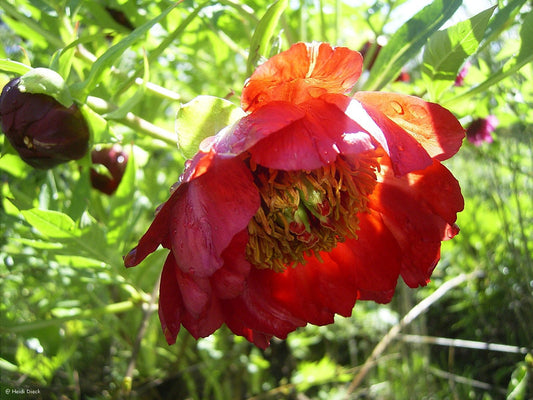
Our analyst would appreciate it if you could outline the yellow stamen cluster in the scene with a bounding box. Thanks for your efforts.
[246,154,379,272]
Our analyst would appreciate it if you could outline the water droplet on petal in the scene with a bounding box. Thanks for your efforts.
[390,101,404,115]
[409,104,428,120]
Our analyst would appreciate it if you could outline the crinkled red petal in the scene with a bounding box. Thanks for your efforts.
[169,156,260,278]
[242,42,363,112]
[221,273,307,344]
[212,230,251,299]
[245,99,375,170]
[124,151,217,268]
[353,92,465,161]
[214,101,305,157]
[158,254,184,345]
[369,159,463,287]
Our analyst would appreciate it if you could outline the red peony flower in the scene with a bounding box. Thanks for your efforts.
[125,42,465,349]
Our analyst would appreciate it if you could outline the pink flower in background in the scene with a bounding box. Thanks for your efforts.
[454,61,471,87]
[466,116,498,146]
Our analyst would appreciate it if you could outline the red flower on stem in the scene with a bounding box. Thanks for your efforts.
[125,42,464,349]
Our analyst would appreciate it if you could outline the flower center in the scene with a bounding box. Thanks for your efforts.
[245,153,379,272]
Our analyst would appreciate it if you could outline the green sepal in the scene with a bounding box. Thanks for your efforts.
[18,67,73,108]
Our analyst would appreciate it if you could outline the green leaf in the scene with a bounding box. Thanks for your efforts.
[18,67,73,107]
[0,153,31,179]
[422,6,496,101]
[176,95,246,159]
[516,10,533,65]
[483,0,528,45]
[246,0,288,75]
[443,10,533,107]
[20,209,77,239]
[364,0,462,91]
[507,362,528,400]
[107,145,136,252]
[0,59,32,75]
[79,103,117,144]
[72,2,178,97]
[104,52,149,120]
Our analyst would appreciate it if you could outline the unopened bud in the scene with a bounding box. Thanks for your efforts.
[0,76,89,169]
[90,145,128,195]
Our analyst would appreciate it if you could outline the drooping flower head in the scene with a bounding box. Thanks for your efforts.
[125,42,465,349]
[466,115,497,146]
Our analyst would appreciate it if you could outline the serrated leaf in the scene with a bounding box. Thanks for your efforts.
[21,208,77,239]
[247,0,288,75]
[364,0,462,91]
[176,95,246,159]
[422,6,496,100]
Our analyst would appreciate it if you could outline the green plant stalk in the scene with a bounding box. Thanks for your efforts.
[86,96,177,145]
[2,300,137,333]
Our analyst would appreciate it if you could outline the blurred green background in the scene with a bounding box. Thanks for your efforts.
[0,0,532,399]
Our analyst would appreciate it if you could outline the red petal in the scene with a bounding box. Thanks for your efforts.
[170,157,260,277]
[124,150,216,268]
[175,268,211,319]
[242,42,363,112]
[354,92,465,161]
[158,254,184,345]
[221,272,306,341]
[369,159,463,287]
[267,212,402,322]
[180,294,224,339]
[124,188,181,267]
[214,101,305,157]
[212,230,251,299]
[344,98,433,175]
[246,99,375,170]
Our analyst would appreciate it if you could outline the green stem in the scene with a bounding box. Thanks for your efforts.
[86,96,177,145]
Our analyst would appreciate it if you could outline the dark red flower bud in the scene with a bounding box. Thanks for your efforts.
[90,145,128,195]
[0,77,89,169]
